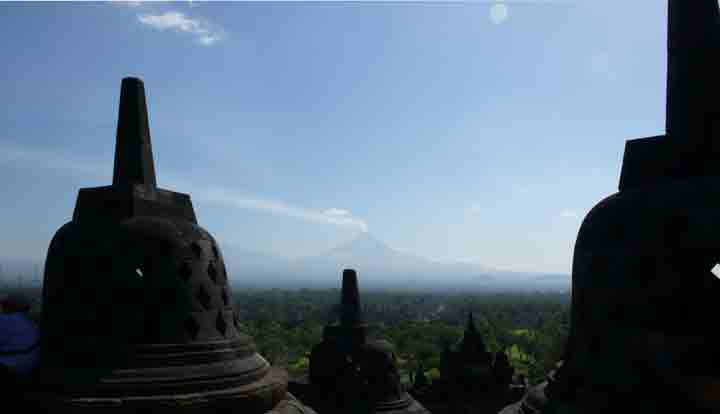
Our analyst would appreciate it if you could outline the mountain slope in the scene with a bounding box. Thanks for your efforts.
[220,233,569,291]
[293,233,497,290]
[0,236,569,292]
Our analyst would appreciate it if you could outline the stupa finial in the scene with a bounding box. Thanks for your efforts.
[466,312,477,333]
[665,0,720,141]
[619,0,720,190]
[340,268,362,327]
[112,77,157,189]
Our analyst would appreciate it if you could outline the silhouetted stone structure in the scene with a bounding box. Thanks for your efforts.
[492,351,514,388]
[289,269,429,414]
[498,362,561,414]
[412,363,428,391]
[23,77,314,414]
[410,313,518,414]
[502,1,720,413]
[440,313,494,387]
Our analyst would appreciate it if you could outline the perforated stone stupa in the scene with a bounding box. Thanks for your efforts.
[502,1,720,413]
[25,77,314,414]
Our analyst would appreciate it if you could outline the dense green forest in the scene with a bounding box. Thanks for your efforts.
[233,288,570,384]
[5,286,570,384]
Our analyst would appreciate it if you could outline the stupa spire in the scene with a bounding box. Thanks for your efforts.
[340,268,362,327]
[112,77,157,189]
[619,0,720,190]
[466,312,477,334]
[414,362,428,388]
[665,0,720,141]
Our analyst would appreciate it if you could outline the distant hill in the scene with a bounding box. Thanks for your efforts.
[0,234,571,292]
[292,232,492,289]
[223,233,570,292]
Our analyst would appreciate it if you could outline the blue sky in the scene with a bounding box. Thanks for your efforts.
[0,1,668,273]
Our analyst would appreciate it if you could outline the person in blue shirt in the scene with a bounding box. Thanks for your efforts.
[0,294,40,380]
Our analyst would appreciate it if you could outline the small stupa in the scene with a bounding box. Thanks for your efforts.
[440,313,494,386]
[291,269,429,414]
[412,313,515,414]
[24,77,314,414]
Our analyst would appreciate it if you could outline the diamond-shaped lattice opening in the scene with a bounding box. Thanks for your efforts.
[179,262,192,282]
[190,242,203,259]
[196,285,212,310]
[216,310,227,337]
[221,288,229,306]
[207,262,218,283]
[185,316,200,340]
[711,264,720,279]
[135,268,144,278]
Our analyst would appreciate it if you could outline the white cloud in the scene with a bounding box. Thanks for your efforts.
[0,143,108,179]
[559,210,579,219]
[0,143,366,232]
[392,247,413,253]
[138,11,203,32]
[191,187,368,232]
[196,33,223,46]
[489,2,509,24]
[109,0,197,8]
[108,0,143,7]
[391,247,424,258]
[137,11,225,46]
[323,208,351,217]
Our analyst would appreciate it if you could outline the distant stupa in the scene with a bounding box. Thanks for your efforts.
[411,313,517,414]
[291,269,429,414]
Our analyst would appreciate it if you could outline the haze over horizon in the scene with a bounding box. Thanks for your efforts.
[0,1,668,275]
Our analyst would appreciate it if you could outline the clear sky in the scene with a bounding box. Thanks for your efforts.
[0,0,669,273]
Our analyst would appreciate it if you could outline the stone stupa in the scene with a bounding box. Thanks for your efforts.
[502,1,720,413]
[23,77,314,414]
[290,269,429,414]
[410,313,517,414]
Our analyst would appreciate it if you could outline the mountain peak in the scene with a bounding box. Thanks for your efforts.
[340,232,388,250]
[323,232,395,262]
